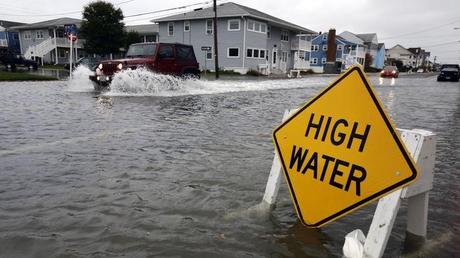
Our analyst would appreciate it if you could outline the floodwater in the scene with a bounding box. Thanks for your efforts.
[0,67,458,258]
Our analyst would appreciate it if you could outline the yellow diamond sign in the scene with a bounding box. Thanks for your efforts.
[273,66,419,227]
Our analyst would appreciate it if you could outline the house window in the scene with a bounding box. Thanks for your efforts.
[247,20,255,31]
[337,45,343,51]
[267,25,271,38]
[227,47,240,58]
[36,30,44,39]
[246,48,253,58]
[206,47,213,60]
[168,22,174,36]
[184,21,190,32]
[58,48,66,58]
[24,31,31,40]
[206,19,213,35]
[322,34,327,40]
[310,58,318,64]
[281,30,289,41]
[260,24,266,33]
[260,49,265,59]
[246,48,266,59]
[311,45,319,51]
[322,58,326,64]
[322,45,327,51]
[247,19,266,34]
[159,45,174,58]
[281,51,288,62]
[336,58,342,62]
[228,19,240,31]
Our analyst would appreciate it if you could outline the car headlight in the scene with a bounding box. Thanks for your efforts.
[117,63,123,70]
[98,64,103,70]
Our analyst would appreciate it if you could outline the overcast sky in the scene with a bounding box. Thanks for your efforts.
[1,0,459,63]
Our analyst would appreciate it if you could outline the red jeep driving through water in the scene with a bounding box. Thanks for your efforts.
[90,42,200,90]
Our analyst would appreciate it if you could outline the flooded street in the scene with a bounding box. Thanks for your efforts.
[0,70,458,257]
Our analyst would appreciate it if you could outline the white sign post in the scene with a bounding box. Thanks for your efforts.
[69,38,73,79]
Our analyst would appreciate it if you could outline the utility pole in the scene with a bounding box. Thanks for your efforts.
[213,0,219,79]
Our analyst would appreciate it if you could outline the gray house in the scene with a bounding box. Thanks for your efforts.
[153,2,316,74]
[126,24,159,43]
[10,17,85,65]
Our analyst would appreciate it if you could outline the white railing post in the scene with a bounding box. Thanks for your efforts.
[261,109,297,207]
[344,129,436,258]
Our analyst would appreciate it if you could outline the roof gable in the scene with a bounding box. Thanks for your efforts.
[338,31,364,45]
[356,33,377,44]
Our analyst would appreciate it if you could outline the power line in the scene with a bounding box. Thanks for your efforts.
[421,40,460,48]
[0,0,137,17]
[380,18,460,40]
[124,0,218,18]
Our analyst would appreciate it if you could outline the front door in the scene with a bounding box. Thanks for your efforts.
[272,48,278,70]
[280,51,288,72]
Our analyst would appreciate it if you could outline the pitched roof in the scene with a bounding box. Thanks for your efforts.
[407,47,422,55]
[153,2,316,33]
[0,20,25,29]
[10,17,82,30]
[356,33,377,43]
[338,31,365,45]
[126,24,159,34]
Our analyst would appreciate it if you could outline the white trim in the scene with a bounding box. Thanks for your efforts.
[321,58,326,64]
[227,47,240,58]
[310,57,318,64]
[311,45,319,51]
[184,20,190,32]
[322,45,327,51]
[337,44,343,51]
[242,18,246,68]
[167,22,174,36]
[227,19,240,31]
[23,31,31,40]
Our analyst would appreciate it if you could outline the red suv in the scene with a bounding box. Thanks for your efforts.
[90,42,200,90]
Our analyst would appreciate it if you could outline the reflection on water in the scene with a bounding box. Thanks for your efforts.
[379,77,396,86]
[29,68,70,80]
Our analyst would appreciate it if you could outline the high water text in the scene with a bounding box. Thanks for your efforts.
[288,113,371,196]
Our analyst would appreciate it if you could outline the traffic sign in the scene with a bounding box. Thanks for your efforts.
[201,46,212,51]
[64,24,78,41]
[273,66,419,227]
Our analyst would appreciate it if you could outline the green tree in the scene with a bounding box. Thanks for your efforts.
[80,1,124,55]
[123,30,141,51]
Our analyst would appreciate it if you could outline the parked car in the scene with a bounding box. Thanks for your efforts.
[380,66,399,78]
[440,64,459,70]
[64,57,104,71]
[89,42,200,90]
[0,47,38,71]
[437,68,459,82]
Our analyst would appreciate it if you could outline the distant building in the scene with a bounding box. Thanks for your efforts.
[153,2,316,74]
[408,47,430,69]
[125,24,159,43]
[339,31,367,67]
[0,20,24,54]
[10,17,85,64]
[309,31,365,73]
[385,44,413,70]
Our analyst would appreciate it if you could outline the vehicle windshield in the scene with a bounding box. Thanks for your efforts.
[126,44,157,57]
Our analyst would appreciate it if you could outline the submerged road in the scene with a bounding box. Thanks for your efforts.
[0,72,458,257]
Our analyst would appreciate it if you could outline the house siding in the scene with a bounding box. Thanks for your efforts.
[158,16,310,74]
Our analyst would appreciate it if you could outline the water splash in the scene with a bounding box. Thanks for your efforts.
[67,65,94,92]
[105,68,326,97]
